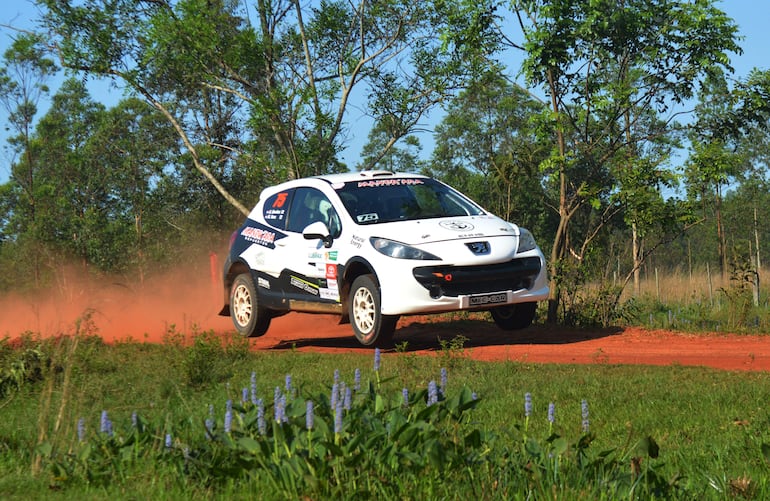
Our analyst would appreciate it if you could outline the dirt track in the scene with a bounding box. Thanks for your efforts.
[1,271,768,372]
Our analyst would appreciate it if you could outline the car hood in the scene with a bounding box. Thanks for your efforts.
[371,216,519,245]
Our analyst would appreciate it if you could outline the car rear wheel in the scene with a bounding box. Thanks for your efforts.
[349,274,398,347]
[491,302,537,330]
[230,273,271,337]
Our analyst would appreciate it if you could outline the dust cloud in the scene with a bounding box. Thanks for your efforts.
[0,253,234,343]
[0,250,353,346]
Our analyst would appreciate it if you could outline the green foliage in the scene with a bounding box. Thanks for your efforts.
[30,349,687,499]
[182,329,251,389]
[0,336,47,399]
[1,332,770,498]
[552,258,637,328]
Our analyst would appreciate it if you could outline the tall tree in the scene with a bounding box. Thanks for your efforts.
[356,121,426,173]
[38,0,473,215]
[442,0,741,322]
[0,33,57,286]
[686,69,770,279]
[428,71,551,233]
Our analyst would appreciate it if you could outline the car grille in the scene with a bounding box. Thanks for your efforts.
[412,257,542,298]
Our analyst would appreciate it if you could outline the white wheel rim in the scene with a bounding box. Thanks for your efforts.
[352,286,375,334]
[232,283,253,327]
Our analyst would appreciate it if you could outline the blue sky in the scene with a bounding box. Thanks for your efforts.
[1,0,768,183]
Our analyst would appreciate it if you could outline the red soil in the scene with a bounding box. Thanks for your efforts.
[1,266,768,372]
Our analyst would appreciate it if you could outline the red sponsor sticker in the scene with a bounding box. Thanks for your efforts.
[326,263,337,279]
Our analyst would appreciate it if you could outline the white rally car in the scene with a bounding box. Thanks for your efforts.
[219,171,549,347]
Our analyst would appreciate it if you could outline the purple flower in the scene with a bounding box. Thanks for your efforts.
[100,410,112,437]
[471,391,478,401]
[581,399,590,433]
[427,380,438,406]
[285,374,293,394]
[440,367,448,396]
[257,399,266,435]
[306,401,314,430]
[131,411,138,429]
[334,369,340,384]
[525,392,532,418]
[77,417,86,442]
[334,400,343,434]
[374,348,381,372]
[226,399,233,414]
[224,409,233,433]
[402,388,409,407]
[275,396,285,424]
[280,395,288,423]
[548,402,556,425]
[165,433,172,449]
[331,382,339,410]
[344,386,352,411]
[242,387,249,404]
[250,372,258,405]
[354,368,361,392]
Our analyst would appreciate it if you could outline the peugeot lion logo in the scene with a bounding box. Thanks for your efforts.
[439,220,474,231]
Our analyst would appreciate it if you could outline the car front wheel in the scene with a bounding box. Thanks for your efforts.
[349,274,398,347]
[230,273,271,337]
[491,302,537,330]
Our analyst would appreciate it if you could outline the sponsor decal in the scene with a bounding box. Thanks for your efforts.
[326,263,337,280]
[439,220,475,231]
[319,288,340,301]
[320,277,340,301]
[350,235,365,249]
[258,277,271,289]
[242,226,276,246]
[325,250,338,261]
[290,275,319,295]
[357,178,424,188]
[308,251,324,260]
[458,232,484,239]
[239,221,286,249]
[356,213,378,223]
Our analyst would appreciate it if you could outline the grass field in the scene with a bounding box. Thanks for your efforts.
[1,326,770,500]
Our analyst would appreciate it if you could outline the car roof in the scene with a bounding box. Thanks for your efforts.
[257,171,430,202]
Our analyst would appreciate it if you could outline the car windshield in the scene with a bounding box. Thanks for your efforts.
[334,177,486,225]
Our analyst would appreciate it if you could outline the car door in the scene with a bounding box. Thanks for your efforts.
[276,187,343,304]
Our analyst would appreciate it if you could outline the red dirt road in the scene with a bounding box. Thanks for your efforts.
[1,269,768,372]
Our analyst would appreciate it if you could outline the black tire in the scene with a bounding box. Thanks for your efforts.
[491,302,537,331]
[229,273,271,337]
[349,274,398,347]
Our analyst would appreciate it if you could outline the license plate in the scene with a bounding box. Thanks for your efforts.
[468,293,508,306]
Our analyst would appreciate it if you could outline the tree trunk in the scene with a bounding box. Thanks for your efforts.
[546,68,567,324]
[715,183,727,280]
[632,221,641,296]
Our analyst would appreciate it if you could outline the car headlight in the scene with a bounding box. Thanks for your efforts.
[517,228,538,253]
[370,237,440,260]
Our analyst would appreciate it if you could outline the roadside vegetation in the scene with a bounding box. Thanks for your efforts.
[1,323,770,499]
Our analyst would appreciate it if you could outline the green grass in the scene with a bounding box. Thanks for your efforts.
[1,329,770,499]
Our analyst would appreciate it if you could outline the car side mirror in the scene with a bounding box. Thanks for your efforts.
[302,221,333,248]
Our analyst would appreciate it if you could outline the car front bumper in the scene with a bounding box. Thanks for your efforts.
[376,253,549,316]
